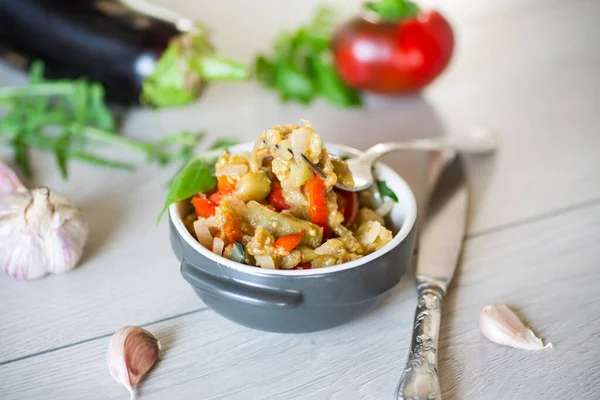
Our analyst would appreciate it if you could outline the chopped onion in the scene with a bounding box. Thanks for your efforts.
[255,255,276,269]
[212,237,225,256]
[291,127,311,163]
[216,164,249,177]
[252,135,264,153]
[363,222,381,245]
[205,216,218,228]
[279,139,293,161]
[194,220,213,249]
[376,199,394,217]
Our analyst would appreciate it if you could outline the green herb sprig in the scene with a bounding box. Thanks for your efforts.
[254,6,361,107]
[157,138,240,222]
[0,61,203,179]
[377,180,399,202]
[365,0,420,20]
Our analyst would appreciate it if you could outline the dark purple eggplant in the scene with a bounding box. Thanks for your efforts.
[0,0,248,106]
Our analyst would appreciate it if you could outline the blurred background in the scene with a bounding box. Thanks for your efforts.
[1,1,599,399]
[1,0,597,234]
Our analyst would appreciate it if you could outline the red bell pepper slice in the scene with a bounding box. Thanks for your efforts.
[274,232,304,253]
[191,195,216,218]
[305,174,329,235]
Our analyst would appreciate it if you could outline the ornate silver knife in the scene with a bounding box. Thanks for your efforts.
[395,154,469,400]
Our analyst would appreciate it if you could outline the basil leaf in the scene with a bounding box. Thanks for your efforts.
[210,138,239,151]
[311,52,361,107]
[255,55,275,87]
[274,62,315,103]
[254,5,361,108]
[158,157,218,223]
[377,180,399,202]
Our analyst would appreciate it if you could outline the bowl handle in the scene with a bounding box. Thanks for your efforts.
[181,261,303,308]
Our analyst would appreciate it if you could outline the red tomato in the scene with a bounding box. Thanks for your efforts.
[331,11,454,93]
[268,179,290,211]
[336,189,359,227]
[208,192,223,206]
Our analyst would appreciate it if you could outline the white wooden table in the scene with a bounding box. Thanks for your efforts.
[1,0,599,398]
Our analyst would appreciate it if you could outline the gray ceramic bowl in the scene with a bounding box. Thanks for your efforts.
[169,142,417,333]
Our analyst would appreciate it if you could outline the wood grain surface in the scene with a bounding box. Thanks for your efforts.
[0,0,599,398]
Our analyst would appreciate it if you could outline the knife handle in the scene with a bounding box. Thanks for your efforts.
[395,285,444,400]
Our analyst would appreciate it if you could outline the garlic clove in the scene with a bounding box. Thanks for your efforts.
[107,326,161,398]
[479,304,553,350]
[0,161,27,195]
[0,173,88,280]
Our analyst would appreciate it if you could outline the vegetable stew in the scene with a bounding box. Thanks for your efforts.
[185,122,394,269]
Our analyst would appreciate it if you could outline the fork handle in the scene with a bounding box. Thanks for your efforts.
[395,285,444,400]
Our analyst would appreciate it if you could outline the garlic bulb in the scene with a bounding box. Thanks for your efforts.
[107,326,161,398]
[0,169,88,280]
[0,161,27,194]
[479,304,553,350]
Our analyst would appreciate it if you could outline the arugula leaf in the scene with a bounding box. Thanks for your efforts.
[157,157,218,223]
[210,138,239,150]
[377,180,399,202]
[365,0,419,20]
[255,6,361,108]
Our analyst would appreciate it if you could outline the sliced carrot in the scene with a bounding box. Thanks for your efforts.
[274,232,304,253]
[305,174,329,234]
[223,209,242,244]
[191,195,216,218]
[268,179,290,211]
[218,176,237,195]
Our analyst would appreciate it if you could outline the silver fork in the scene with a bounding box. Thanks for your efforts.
[302,128,497,192]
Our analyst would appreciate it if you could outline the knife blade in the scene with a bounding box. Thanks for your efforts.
[395,153,469,400]
[417,153,468,291]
